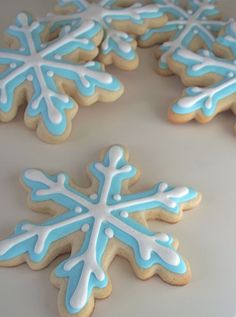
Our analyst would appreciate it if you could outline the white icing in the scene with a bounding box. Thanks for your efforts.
[120,211,128,218]
[102,29,132,53]
[174,48,236,111]
[150,0,225,65]
[64,218,105,310]
[90,193,98,200]
[105,228,114,239]
[0,146,194,312]
[81,224,90,232]
[179,76,236,110]
[113,194,121,201]
[0,212,90,256]
[46,1,161,55]
[75,206,83,213]
[0,15,115,125]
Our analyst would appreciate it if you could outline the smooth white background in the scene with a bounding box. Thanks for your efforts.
[0,0,235,316]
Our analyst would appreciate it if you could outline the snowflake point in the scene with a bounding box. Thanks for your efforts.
[0,145,201,316]
[0,12,123,143]
[168,19,236,133]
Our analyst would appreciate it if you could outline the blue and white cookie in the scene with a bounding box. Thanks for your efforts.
[139,0,224,75]
[0,145,201,317]
[168,20,236,131]
[45,0,167,70]
[0,12,123,143]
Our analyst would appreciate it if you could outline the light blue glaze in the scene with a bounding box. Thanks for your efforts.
[0,12,122,137]
[217,20,236,56]
[50,0,164,63]
[139,0,224,71]
[171,21,236,117]
[0,146,199,315]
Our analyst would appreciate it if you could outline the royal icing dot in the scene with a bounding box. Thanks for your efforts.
[0,145,199,316]
[169,20,236,133]
[81,224,90,233]
[27,75,33,81]
[105,228,114,239]
[75,206,83,213]
[120,211,128,218]
[10,63,16,68]
[113,194,121,202]
[0,12,122,141]
[47,71,54,77]
[139,0,224,72]
[54,54,62,60]
[90,193,98,200]
[228,71,235,78]
[43,0,164,69]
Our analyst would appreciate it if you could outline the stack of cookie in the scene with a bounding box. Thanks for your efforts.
[0,1,234,317]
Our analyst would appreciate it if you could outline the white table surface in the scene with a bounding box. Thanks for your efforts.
[0,0,235,316]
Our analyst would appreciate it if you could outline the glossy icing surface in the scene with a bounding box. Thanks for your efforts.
[171,20,236,118]
[45,0,164,64]
[0,12,122,138]
[0,145,199,315]
[139,0,225,72]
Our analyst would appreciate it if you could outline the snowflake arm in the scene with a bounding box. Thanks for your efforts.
[216,19,236,57]
[0,12,123,143]
[0,211,93,266]
[168,20,236,126]
[44,0,167,70]
[108,214,186,273]
[22,169,93,211]
[0,145,201,317]
[111,182,198,219]
[138,0,225,74]
[54,219,109,315]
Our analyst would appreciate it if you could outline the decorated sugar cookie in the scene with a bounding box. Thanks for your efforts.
[45,0,167,70]
[0,12,123,143]
[0,145,201,317]
[138,0,225,75]
[168,20,236,131]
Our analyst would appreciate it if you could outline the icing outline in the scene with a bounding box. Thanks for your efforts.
[139,0,225,74]
[0,12,122,142]
[0,145,200,316]
[43,0,166,69]
[169,20,236,125]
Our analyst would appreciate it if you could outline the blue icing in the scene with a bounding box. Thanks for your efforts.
[112,184,198,214]
[171,21,236,118]
[0,213,93,263]
[216,22,236,57]
[101,33,136,61]
[55,221,109,314]
[0,146,199,315]
[109,213,187,274]
[139,0,224,71]
[0,12,122,139]
[48,0,164,63]
[173,78,236,116]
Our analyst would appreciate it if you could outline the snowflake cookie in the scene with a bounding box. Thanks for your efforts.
[45,0,167,70]
[138,0,225,75]
[0,145,201,317]
[167,20,236,131]
[0,12,123,143]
